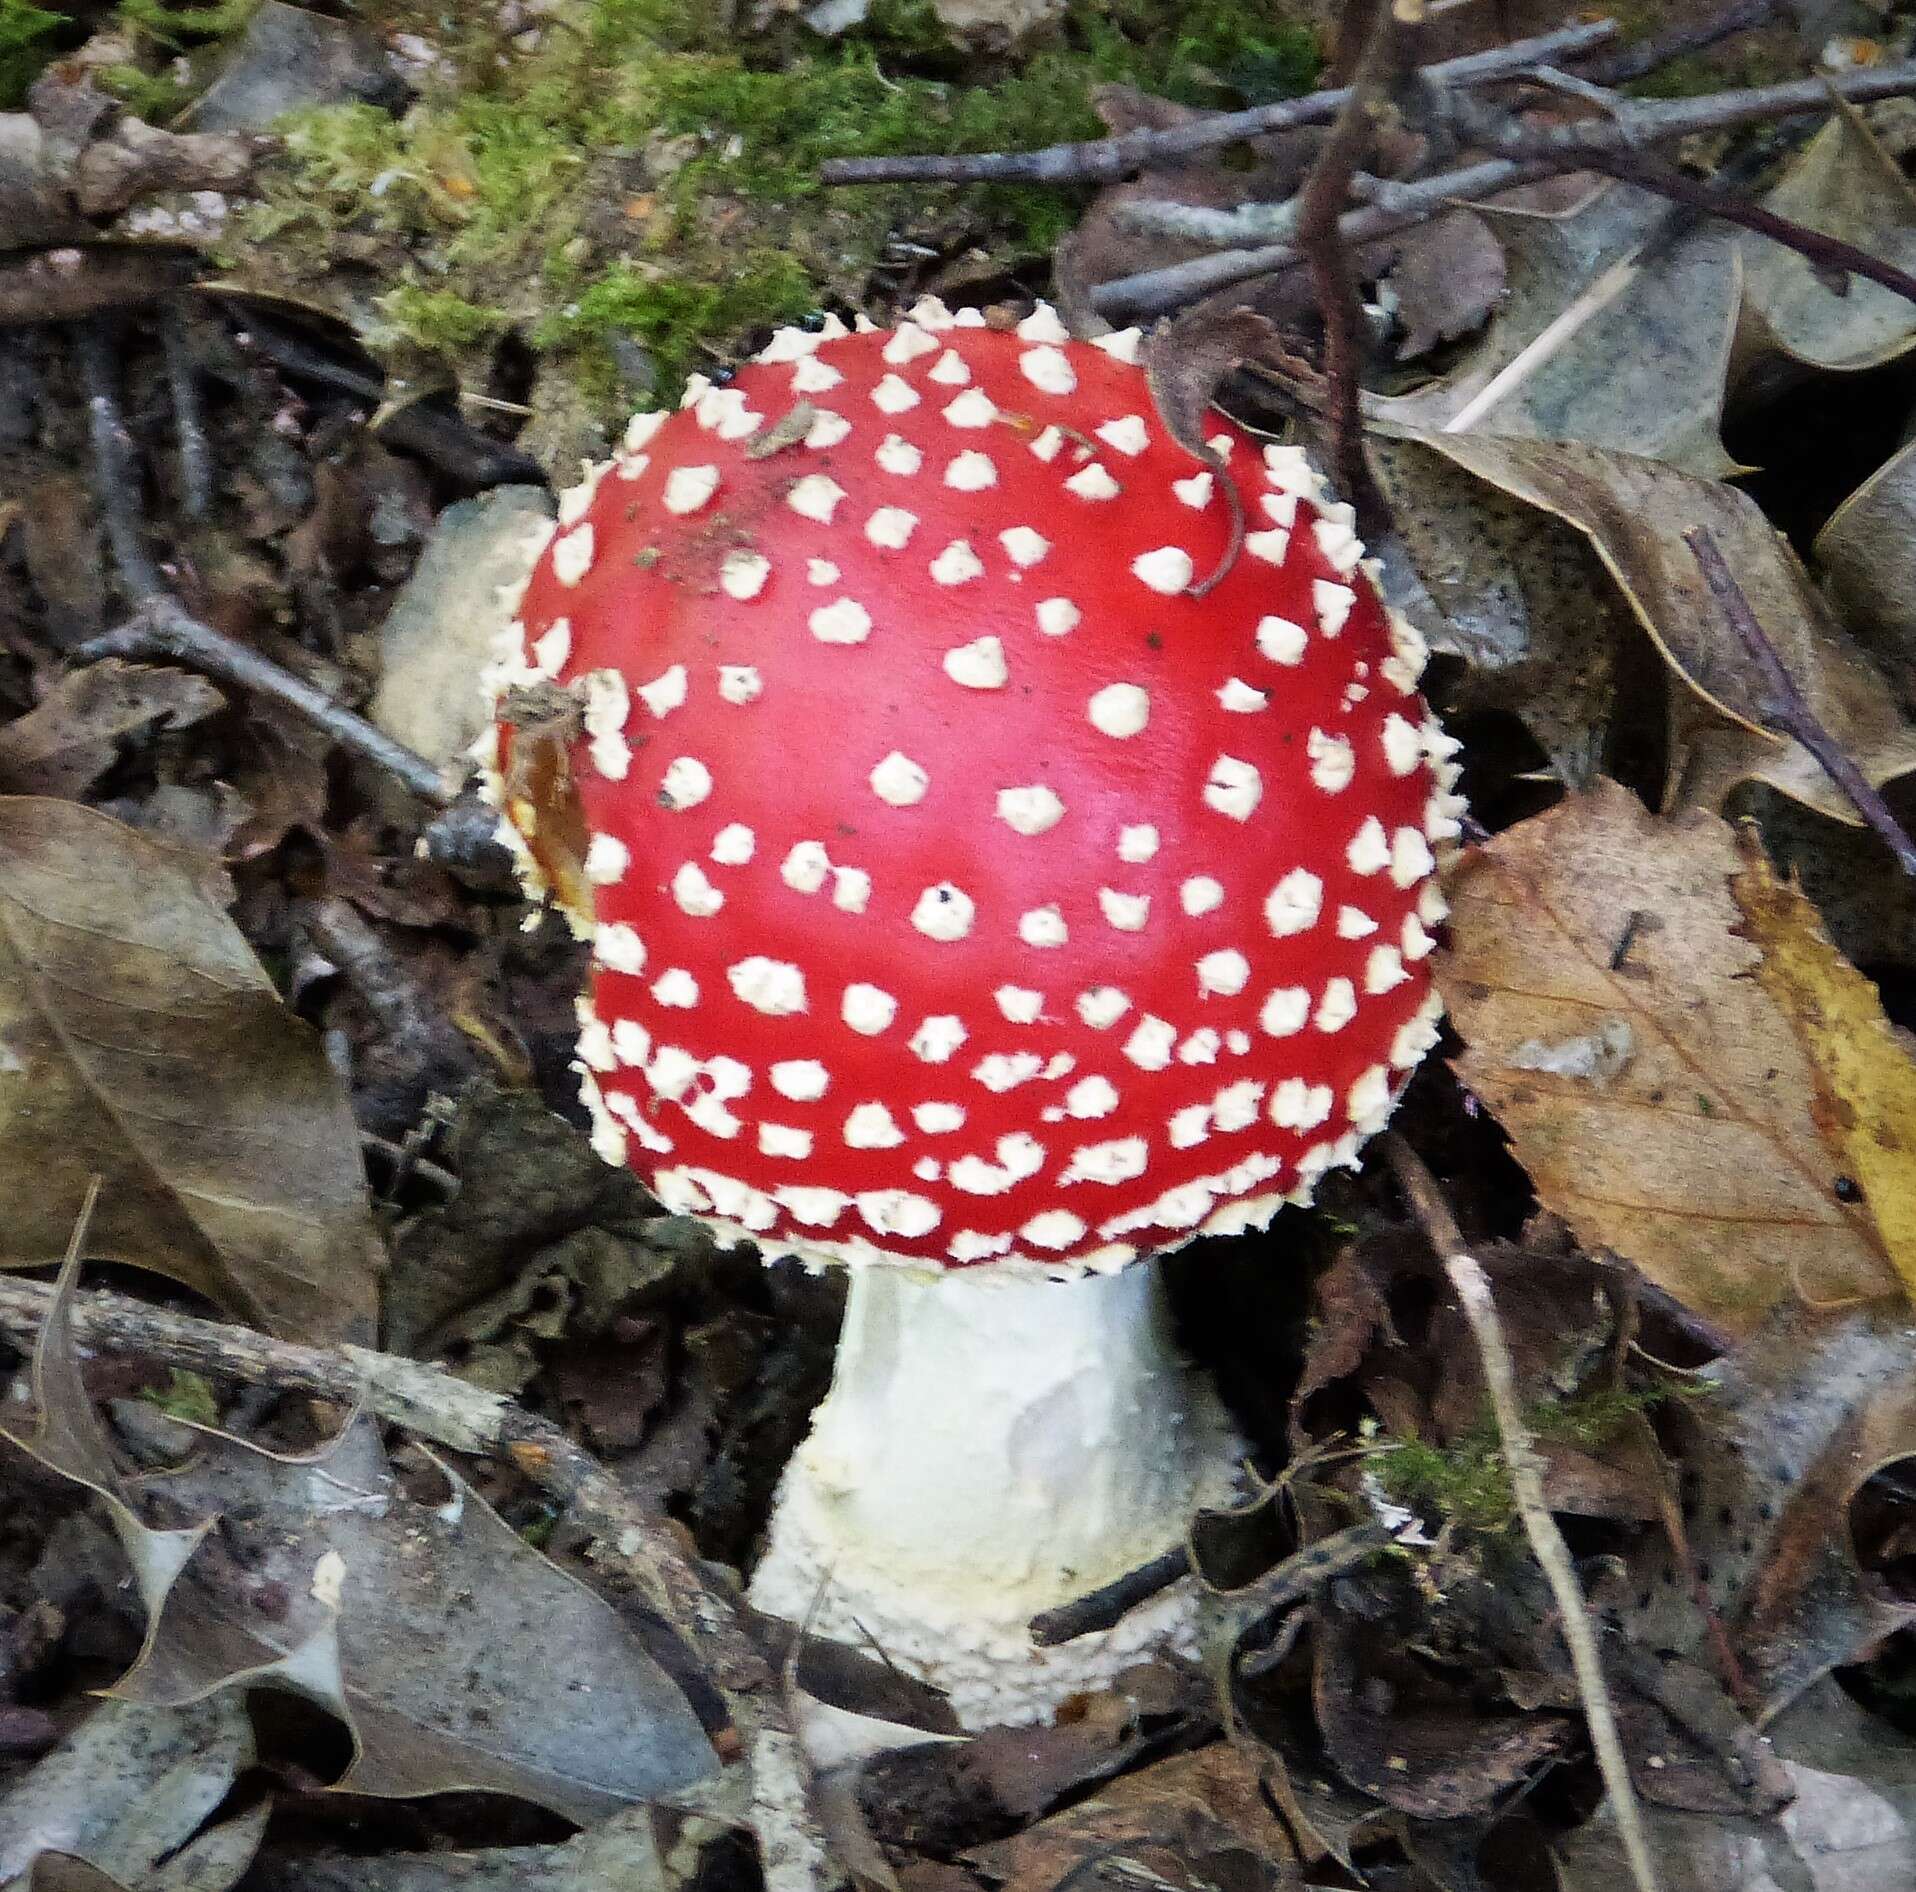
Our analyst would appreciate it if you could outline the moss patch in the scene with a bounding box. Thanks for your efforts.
[224,0,1319,440]
[0,0,65,108]
[1372,1376,1700,1538]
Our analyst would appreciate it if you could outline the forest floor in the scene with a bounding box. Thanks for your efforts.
[7,2,1916,1889]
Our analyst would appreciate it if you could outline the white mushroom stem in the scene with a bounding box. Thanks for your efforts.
[748,1260,1240,1729]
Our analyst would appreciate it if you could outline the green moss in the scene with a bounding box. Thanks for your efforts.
[118,0,258,46]
[141,1368,220,1428]
[95,59,190,117]
[1373,1376,1700,1538]
[382,284,512,352]
[539,254,816,399]
[1377,1431,1517,1535]
[0,0,65,109]
[238,0,1320,421]
[644,1,1321,252]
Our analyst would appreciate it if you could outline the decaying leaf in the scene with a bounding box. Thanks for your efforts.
[1389,430,1916,821]
[0,1697,257,1890]
[1437,780,1910,1333]
[1621,1309,1916,1713]
[1369,437,1640,788]
[1558,1680,1916,1891]
[0,796,379,1343]
[5,1259,720,1824]
[0,662,225,799]
[1733,835,1916,1282]
[1368,184,1741,478]
[963,1745,1298,1892]
[1815,433,1916,684]
[1740,105,1916,374]
[1314,1603,1574,1818]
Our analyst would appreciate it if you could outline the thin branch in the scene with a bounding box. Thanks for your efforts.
[73,322,455,808]
[1092,61,1916,320]
[0,1273,847,1892]
[161,307,214,523]
[1029,1544,1190,1646]
[1687,526,1916,877]
[76,321,166,600]
[1578,143,1916,311]
[820,19,1620,188]
[73,598,454,807]
[1385,1137,1662,1892]
[225,310,545,490]
[1292,0,1399,521]
[1578,0,1786,89]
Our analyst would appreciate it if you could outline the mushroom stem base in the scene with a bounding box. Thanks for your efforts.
[748,1260,1238,1728]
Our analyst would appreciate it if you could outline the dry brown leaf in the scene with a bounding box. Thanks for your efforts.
[964,1745,1298,1892]
[1368,184,1741,478]
[1369,436,1640,787]
[1389,429,1916,821]
[0,662,225,798]
[1437,780,1905,1334]
[1740,104,1916,374]
[1815,433,1916,685]
[0,796,378,1342]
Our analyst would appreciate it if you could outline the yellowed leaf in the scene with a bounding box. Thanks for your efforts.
[1731,835,1916,1299]
[1437,780,1904,1334]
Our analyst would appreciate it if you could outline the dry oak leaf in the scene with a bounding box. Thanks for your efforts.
[1366,183,1742,479]
[1741,103,1916,375]
[0,796,378,1343]
[1386,428,1916,823]
[1436,780,1910,1334]
[0,661,224,799]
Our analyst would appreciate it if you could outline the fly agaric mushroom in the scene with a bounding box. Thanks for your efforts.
[480,298,1461,1727]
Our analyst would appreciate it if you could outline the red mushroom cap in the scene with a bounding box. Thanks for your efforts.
[491,301,1460,1272]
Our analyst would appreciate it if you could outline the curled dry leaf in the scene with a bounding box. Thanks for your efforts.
[1437,779,1913,1334]
[1740,105,1916,375]
[4,1258,720,1825]
[1141,305,1275,590]
[1387,429,1916,821]
[1815,433,1916,685]
[1368,436,1640,788]
[0,796,379,1344]
[0,1696,259,1891]
[1314,1603,1574,1819]
[1367,184,1741,479]
[0,662,225,798]
[963,1745,1298,1892]
[1558,1679,1916,1892]
[1619,1313,1916,1712]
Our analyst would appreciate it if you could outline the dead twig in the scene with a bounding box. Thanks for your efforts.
[72,321,455,808]
[1291,0,1403,525]
[1687,526,1916,877]
[74,598,454,807]
[1578,0,1786,89]
[1093,61,1916,320]
[0,1271,847,1892]
[1578,142,1916,311]
[224,309,544,489]
[1385,1135,1663,1892]
[820,19,1619,188]
[161,305,214,522]
[1029,1544,1191,1645]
